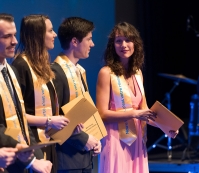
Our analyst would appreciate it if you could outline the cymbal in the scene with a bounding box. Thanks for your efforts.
[158,73,197,85]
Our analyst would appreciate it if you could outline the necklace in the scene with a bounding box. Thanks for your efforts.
[125,78,130,85]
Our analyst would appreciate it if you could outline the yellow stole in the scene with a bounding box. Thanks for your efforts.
[0,64,30,144]
[110,69,147,146]
[54,53,88,101]
[22,56,57,142]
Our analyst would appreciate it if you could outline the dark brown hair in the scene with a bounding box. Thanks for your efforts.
[104,22,144,77]
[16,14,54,83]
[58,17,94,50]
[0,13,14,22]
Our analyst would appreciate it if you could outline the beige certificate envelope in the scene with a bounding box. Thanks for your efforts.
[82,92,107,140]
[47,97,97,145]
[150,101,184,137]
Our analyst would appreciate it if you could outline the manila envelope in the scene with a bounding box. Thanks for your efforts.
[47,97,97,145]
[150,101,184,137]
[5,127,20,141]
[81,92,107,140]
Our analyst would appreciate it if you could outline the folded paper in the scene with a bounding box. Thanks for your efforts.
[150,101,184,137]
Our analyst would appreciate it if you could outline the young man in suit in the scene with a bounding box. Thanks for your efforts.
[51,17,101,173]
[0,13,52,173]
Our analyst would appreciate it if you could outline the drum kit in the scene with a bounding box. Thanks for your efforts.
[158,73,197,85]
[147,73,198,160]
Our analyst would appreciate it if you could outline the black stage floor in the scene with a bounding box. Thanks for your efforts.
[148,150,199,173]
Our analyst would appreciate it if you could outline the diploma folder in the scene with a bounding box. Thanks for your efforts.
[81,92,107,141]
[47,95,98,145]
[17,140,61,153]
[150,101,184,137]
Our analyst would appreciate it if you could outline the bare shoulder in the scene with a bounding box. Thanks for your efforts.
[98,66,111,77]
[97,66,111,87]
[99,66,111,74]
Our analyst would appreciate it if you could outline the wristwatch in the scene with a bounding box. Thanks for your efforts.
[45,116,52,131]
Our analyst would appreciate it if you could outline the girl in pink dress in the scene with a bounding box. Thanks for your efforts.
[96,22,178,173]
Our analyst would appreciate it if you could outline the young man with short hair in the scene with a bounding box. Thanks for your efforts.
[51,17,101,173]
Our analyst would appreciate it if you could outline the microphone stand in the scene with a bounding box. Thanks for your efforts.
[148,81,180,160]
[187,15,199,38]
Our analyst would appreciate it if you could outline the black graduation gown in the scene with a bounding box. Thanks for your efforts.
[12,56,57,173]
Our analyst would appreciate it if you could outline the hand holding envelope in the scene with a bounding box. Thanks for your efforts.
[150,101,184,138]
[47,92,107,145]
[169,129,179,139]
[47,96,97,145]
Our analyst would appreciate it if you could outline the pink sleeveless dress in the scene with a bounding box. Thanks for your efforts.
[98,75,149,173]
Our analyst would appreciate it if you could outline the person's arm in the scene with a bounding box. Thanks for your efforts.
[13,155,52,173]
[30,159,52,173]
[137,70,158,127]
[96,67,155,123]
[26,114,69,130]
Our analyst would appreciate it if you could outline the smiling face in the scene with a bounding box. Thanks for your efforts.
[0,20,17,63]
[45,19,57,50]
[74,31,94,59]
[114,34,134,60]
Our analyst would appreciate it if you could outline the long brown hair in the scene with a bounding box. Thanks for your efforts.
[16,14,54,83]
[104,22,144,77]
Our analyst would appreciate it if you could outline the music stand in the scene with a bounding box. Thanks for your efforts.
[148,73,197,160]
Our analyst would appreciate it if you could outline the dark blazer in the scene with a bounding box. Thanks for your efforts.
[51,62,93,170]
[0,65,43,173]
